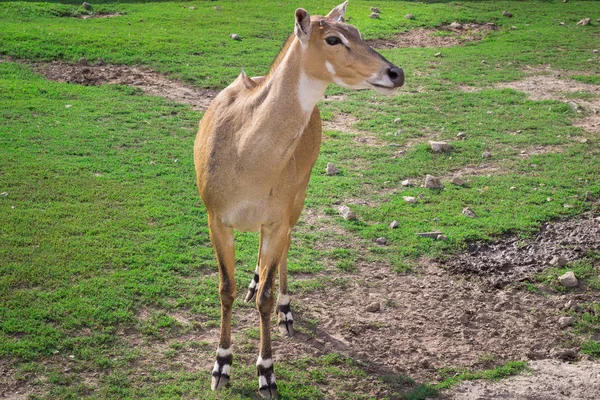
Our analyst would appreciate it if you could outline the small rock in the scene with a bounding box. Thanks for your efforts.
[487,110,493,114]
[429,140,452,152]
[510,186,517,190]
[82,2,92,10]
[416,231,443,239]
[550,255,568,267]
[369,12,380,19]
[482,150,491,158]
[459,313,470,324]
[456,132,466,139]
[68,354,75,360]
[214,6,223,11]
[558,316,575,328]
[424,174,443,189]
[325,162,339,176]
[577,18,590,26]
[449,21,462,29]
[189,6,196,10]
[437,234,448,241]
[376,237,389,245]
[503,11,513,17]
[417,193,425,199]
[481,60,486,64]
[78,57,87,66]
[462,207,478,218]
[565,300,578,311]
[403,196,417,204]
[65,104,73,109]
[405,14,414,20]
[451,176,466,186]
[434,52,441,57]
[568,101,581,112]
[0,192,7,196]
[559,22,565,26]
[230,34,241,41]
[563,204,574,209]
[558,271,578,287]
[389,220,399,229]
[547,197,553,202]
[366,302,380,312]
[401,179,414,187]
[394,118,402,124]
[580,138,589,144]
[339,205,356,221]
[510,26,518,30]
[593,49,599,54]
[551,348,578,361]
[96,58,105,66]
[433,217,440,222]
[370,7,381,13]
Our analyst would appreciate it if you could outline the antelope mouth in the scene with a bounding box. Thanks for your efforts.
[368,81,401,95]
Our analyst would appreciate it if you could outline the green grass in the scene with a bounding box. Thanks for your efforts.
[1,0,600,398]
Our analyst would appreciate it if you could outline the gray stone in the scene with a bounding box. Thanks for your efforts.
[370,7,380,13]
[482,150,492,158]
[424,174,443,189]
[558,271,578,287]
[550,255,568,267]
[401,179,414,187]
[96,58,105,66]
[449,21,462,29]
[416,231,443,239]
[403,196,417,203]
[434,52,441,57]
[366,302,380,312]
[326,162,339,176]
[451,176,466,186]
[369,12,380,19]
[376,237,389,245]
[456,132,466,139]
[565,300,578,311]
[437,234,448,241]
[463,207,478,218]
[558,316,575,328]
[405,14,414,20]
[394,118,402,124]
[230,33,241,41]
[82,2,92,10]
[78,57,87,66]
[502,11,513,17]
[568,101,581,112]
[429,140,452,152]
[577,18,591,26]
[389,220,399,229]
[339,205,356,221]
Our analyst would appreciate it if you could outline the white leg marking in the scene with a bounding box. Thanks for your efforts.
[221,364,231,376]
[217,347,232,357]
[256,356,273,369]
[212,361,220,373]
[259,375,269,387]
[285,312,294,321]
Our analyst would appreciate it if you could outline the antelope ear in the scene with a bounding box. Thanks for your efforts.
[294,8,312,43]
[326,1,348,22]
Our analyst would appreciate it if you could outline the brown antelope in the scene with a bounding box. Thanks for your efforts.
[193,2,403,398]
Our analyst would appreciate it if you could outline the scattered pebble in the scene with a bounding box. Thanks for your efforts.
[370,7,380,13]
[593,49,599,54]
[558,316,575,328]
[65,104,73,108]
[559,22,565,26]
[451,176,466,186]
[502,11,513,17]
[68,354,75,360]
[403,196,417,204]
[568,101,581,112]
[339,205,357,221]
[82,2,92,10]
[365,302,380,312]
[577,18,591,26]
[189,6,196,10]
[429,140,452,153]
[389,220,399,229]
[0,192,7,197]
[565,300,578,311]
[434,52,441,57]
[558,271,578,287]
[369,12,380,19]
[325,162,339,176]
[486,110,493,114]
[510,26,518,30]
[580,138,589,144]
[401,179,415,187]
[462,207,478,218]
[424,174,443,189]
[394,118,402,124]
[456,132,466,139]
[547,197,553,202]
[416,231,443,239]
[376,237,389,245]
[550,255,568,267]
[481,60,486,64]
[482,150,492,158]
[437,234,448,241]
[78,57,87,66]
[510,186,517,190]
[405,14,414,20]
[96,58,105,66]
[449,21,462,29]
[230,34,241,41]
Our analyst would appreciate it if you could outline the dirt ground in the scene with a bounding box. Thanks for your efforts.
[5,60,600,399]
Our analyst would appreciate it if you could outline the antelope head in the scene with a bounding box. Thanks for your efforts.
[295,1,404,95]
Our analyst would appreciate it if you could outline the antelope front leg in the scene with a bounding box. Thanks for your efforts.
[208,217,236,391]
[255,224,289,399]
[277,232,294,337]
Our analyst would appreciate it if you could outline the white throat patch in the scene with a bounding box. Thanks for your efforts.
[298,72,328,114]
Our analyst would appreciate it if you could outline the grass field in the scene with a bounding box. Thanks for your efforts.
[1,0,600,399]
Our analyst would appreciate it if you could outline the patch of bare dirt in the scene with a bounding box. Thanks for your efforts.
[368,23,499,49]
[442,211,600,288]
[78,13,122,19]
[445,359,600,400]
[32,61,218,111]
[322,113,360,133]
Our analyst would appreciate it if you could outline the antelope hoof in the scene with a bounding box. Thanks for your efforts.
[210,373,230,391]
[257,361,278,399]
[278,303,294,337]
[211,348,232,390]
[244,270,259,303]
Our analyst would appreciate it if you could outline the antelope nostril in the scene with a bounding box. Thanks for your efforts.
[387,66,404,87]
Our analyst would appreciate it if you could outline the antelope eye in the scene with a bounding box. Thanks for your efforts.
[325,36,342,46]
